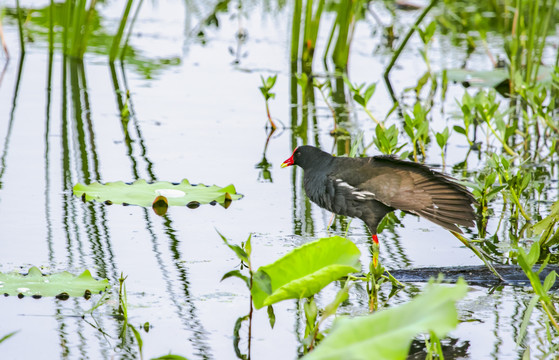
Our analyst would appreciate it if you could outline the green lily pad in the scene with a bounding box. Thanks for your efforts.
[73,179,243,208]
[251,236,361,309]
[0,267,110,298]
[446,68,509,88]
[445,66,555,89]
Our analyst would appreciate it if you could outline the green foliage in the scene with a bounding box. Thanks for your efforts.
[4,2,179,76]
[532,200,559,248]
[260,74,278,129]
[345,78,383,127]
[303,279,468,360]
[507,0,557,90]
[219,232,254,359]
[0,267,109,298]
[372,125,405,156]
[109,0,135,61]
[516,242,559,336]
[251,236,361,309]
[417,21,437,74]
[417,21,437,45]
[259,75,277,101]
[403,102,430,161]
[453,92,476,146]
[73,179,242,208]
[435,126,450,165]
[327,0,366,69]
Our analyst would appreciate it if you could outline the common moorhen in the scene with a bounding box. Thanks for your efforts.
[281,146,477,244]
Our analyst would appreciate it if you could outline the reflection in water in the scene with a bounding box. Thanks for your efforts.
[45,42,55,266]
[23,53,215,358]
[0,55,24,190]
[255,127,275,183]
[110,63,213,356]
[163,215,213,359]
[408,337,470,359]
[140,209,213,359]
[62,59,98,271]
[114,61,157,181]
[0,60,8,88]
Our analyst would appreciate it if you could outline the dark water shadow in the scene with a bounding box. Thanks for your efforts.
[389,264,559,288]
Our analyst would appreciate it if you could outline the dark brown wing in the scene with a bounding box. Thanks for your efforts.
[331,156,477,233]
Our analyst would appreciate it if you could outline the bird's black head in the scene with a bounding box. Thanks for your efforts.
[281,146,330,170]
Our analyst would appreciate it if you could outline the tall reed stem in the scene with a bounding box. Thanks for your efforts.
[15,0,25,54]
[384,0,437,78]
[110,0,134,62]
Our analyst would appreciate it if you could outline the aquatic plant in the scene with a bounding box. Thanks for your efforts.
[73,179,242,213]
[0,266,109,298]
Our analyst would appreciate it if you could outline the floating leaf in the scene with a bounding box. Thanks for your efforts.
[0,267,110,298]
[73,179,243,209]
[446,68,508,88]
[447,66,559,91]
[251,236,361,309]
[303,279,468,360]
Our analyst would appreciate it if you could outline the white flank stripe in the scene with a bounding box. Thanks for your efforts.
[335,179,375,199]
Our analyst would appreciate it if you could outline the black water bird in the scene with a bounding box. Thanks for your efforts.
[281,146,477,244]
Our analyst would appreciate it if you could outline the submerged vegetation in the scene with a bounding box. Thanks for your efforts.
[0,0,558,359]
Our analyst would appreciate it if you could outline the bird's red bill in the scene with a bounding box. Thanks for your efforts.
[281,147,297,168]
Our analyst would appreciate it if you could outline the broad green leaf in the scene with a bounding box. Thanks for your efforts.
[251,236,361,309]
[0,267,109,298]
[303,279,468,360]
[73,179,242,208]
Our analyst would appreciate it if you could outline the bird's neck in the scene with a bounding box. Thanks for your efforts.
[301,152,334,172]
